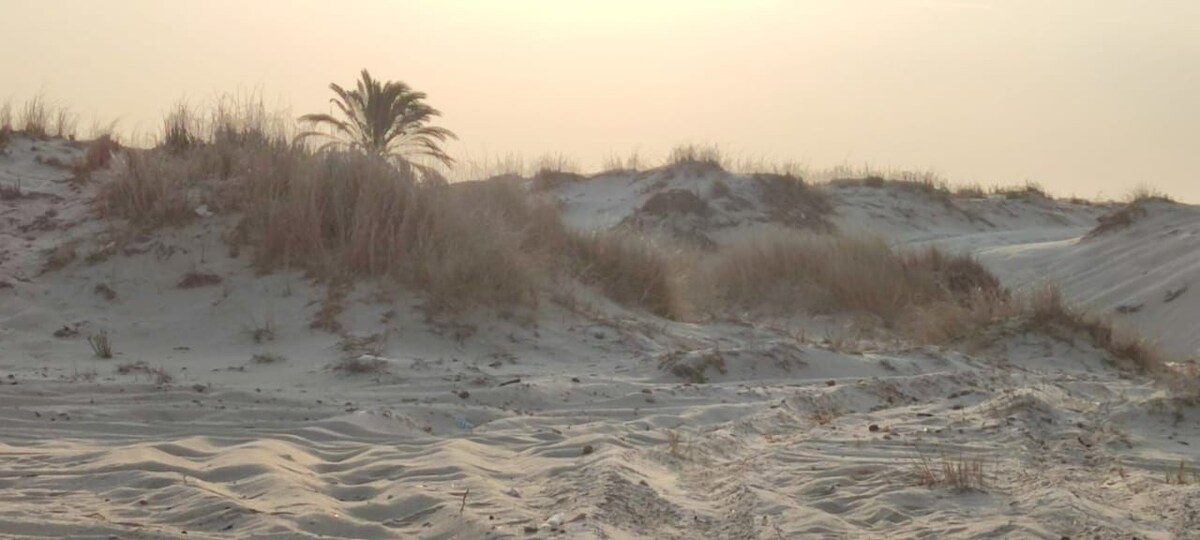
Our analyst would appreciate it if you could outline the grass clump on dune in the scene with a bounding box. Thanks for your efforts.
[566,230,689,320]
[698,232,999,323]
[83,91,1176,376]
[1023,286,1164,372]
[98,99,688,319]
[697,230,1165,371]
[666,143,724,170]
[905,283,1166,372]
[225,149,546,314]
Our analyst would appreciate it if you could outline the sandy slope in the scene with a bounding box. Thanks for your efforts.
[975,201,1200,359]
[551,165,1195,358]
[553,167,1108,247]
[2,140,1198,539]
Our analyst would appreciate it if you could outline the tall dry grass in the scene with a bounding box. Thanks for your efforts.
[0,100,12,148]
[1126,183,1174,203]
[160,101,200,154]
[901,292,1019,344]
[0,100,12,132]
[81,135,120,171]
[1085,188,1177,238]
[1024,286,1163,371]
[565,231,688,319]
[697,232,998,323]
[753,173,835,230]
[101,102,685,317]
[229,155,687,315]
[104,135,545,313]
[99,97,292,226]
[87,100,1177,369]
[8,95,77,139]
[97,149,209,228]
[667,144,725,170]
[694,232,1164,370]
[914,450,987,491]
[905,283,1164,372]
[20,95,50,137]
[600,149,645,173]
[235,156,538,311]
[822,164,947,189]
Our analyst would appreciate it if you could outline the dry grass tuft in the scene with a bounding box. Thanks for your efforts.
[530,169,587,191]
[245,315,275,343]
[912,246,1003,300]
[1087,187,1173,239]
[1014,181,1046,198]
[753,173,834,230]
[699,233,994,322]
[831,169,950,196]
[901,292,1020,345]
[566,230,689,319]
[97,150,201,228]
[666,144,724,170]
[7,95,76,139]
[1165,460,1198,485]
[700,231,1162,372]
[88,103,712,317]
[87,331,114,359]
[1087,203,1147,238]
[532,153,579,176]
[81,135,119,171]
[600,149,644,173]
[954,183,987,198]
[906,284,1165,372]
[914,450,987,491]
[1127,183,1173,204]
[225,152,548,314]
[0,100,11,133]
[0,179,23,200]
[1024,286,1164,372]
[667,430,684,459]
[637,189,711,218]
[976,181,1048,200]
[310,283,348,333]
[160,101,199,154]
[19,95,50,138]
[100,96,290,228]
[53,108,78,140]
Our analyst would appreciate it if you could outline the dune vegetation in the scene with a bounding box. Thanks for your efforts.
[4,77,1198,540]
[1,79,1173,375]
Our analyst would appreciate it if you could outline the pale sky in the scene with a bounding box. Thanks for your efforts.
[2,0,1197,201]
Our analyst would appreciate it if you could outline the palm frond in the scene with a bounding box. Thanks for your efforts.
[299,69,456,171]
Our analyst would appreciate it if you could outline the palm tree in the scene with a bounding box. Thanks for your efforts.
[298,69,457,172]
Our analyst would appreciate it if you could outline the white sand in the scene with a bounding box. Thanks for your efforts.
[2,138,1197,539]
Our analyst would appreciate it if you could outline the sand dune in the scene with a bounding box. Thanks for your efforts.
[2,137,1198,539]
[976,200,1200,359]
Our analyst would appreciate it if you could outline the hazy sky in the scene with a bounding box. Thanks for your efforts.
[3,0,1197,201]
